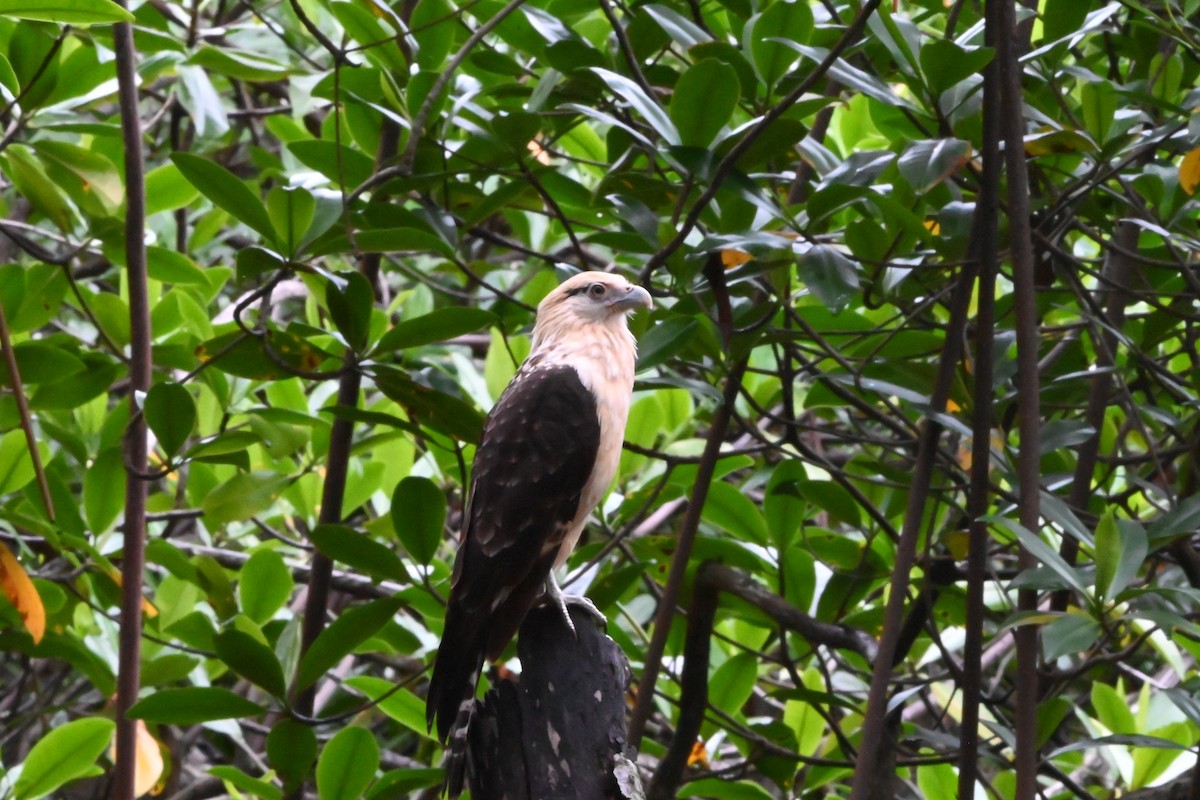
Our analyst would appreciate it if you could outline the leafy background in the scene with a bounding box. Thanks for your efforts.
[0,0,1199,798]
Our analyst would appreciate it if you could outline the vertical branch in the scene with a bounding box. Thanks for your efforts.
[957,9,1002,788]
[1052,219,1136,609]
[112,7,150,800]
[0,301,53,520]
[994,0,1043,796]
[627,358,747,749]
[291,121,400,727]
[849,271,978,800]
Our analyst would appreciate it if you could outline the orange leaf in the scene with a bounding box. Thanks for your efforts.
[687,739,710,768]
[721,249,752,268]
[0,541,45,644]
[110,720,165,798]
[1181,147,1200,196]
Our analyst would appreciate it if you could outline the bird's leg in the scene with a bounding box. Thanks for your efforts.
[543,572,605,637]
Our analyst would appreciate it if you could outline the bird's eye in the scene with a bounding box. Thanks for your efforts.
[588,283,606,298]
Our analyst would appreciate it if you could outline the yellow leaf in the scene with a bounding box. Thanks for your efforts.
[944,529,970,561]
[924,218,941,235]
[105,567,160,619]
[721,249,752,268]
[0,541,45,643]
[110,720,165,798]
[1181,147,1200,196]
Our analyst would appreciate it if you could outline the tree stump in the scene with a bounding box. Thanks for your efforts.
[463,603,642,800]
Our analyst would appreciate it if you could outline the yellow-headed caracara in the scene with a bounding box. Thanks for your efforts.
[425,271,652,746]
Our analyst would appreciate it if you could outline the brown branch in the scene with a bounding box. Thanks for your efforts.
[958,7,1003,793]
[628,357,748,749]
[0,300,53,521]
[112,6,152,800]
[648,562,876,800]
[994,0,1044,796]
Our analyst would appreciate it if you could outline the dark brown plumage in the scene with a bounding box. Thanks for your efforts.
[425,271,651,748]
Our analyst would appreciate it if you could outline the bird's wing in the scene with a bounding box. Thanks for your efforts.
[426,363,601,742]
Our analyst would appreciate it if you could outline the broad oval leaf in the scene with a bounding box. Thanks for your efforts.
[144,382,196,458]
[202,471,291,526]
[391,476,445,565]
[316,726,380,800]
[127,687,265,725]
[0,0,132,24]
[747,0,813,92]
[13,717,115,800]
[375,307,497,353]
[293,596,404,693]
[171,152,277,243]
[214,628,287,698]
[311,524,406,583]
[239,549,294,623]
[670,59,740,149]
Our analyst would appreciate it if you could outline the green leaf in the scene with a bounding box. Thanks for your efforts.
[145,163,201,216]
[391,476,445,565]
[897,138,971,193]
[989,516,1089,598]
[286,140,376,189]
[375,307,496,353]
[203,471,291,526]
[32,140,123,212]
[345,676,431,737]
[311,524,406,583]
[188,45,294,82]
[316,726,379,800]
[267,185,315,258]
[670,59,740,148]
[238,549,295,623]
[324,271,374,352]
[1093,508,1120,601]
[747,0,812,92]
[709,652,758,716]
[83,448,124,534]
[797,245,860,313]
[214,628,287,697]
[267,719,318,791]
[127,687,265,725]
[171,152,277,243]
[13,717,114,800]
[372,367,484,443]
[410,0,456,71]
[144,382,196,457]
[209,766,283,800]
[636,316,699,371]
[293,597,404,692]
[702,481,769,545]
[680,778,776,800]
[591,68,680,146]
[2,145,74,231]
[1091,681,1136,735]
[1041,612,1099,661]
[0,428,39,495]
[918,40,993,96]
[0,0,132,23]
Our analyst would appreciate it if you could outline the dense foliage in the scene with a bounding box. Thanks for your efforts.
[0,0,1199,798]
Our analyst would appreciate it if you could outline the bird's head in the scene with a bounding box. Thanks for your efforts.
[540,271,652,320]
[530,271,652,354]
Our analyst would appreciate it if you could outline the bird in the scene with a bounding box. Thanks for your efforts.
[425,270,652,749]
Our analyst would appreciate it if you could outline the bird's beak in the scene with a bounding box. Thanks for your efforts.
[608,284,653,313]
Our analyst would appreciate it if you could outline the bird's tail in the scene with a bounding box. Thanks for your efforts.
[425,611,486,744]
